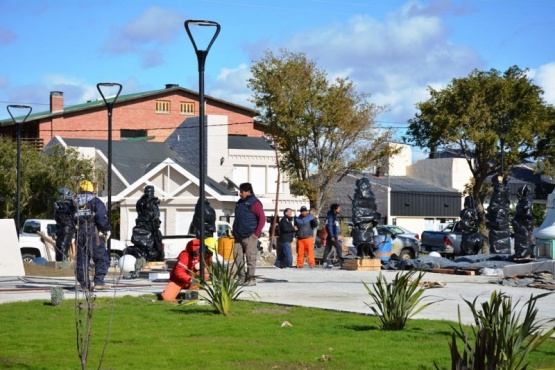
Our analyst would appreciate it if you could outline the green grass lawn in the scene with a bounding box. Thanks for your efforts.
[1,295,554,369]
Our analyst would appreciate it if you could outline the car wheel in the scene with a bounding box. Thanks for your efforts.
[399,249,414,260]
[22,253,37,263]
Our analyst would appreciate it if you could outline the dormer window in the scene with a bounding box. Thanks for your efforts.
[155,100,170,113]
[180,102,195,115]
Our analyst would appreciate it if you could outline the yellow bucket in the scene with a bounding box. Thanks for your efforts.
[218,237,234,261]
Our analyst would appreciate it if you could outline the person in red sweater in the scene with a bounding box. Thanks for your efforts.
[161,239,212,301]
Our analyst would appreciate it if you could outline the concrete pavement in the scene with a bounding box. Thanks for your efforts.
[1,266,554,333]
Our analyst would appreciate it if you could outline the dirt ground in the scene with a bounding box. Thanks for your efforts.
[23,252,279,278]
[24,263,76,277]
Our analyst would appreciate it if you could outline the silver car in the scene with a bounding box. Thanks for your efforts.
[376,225,420,260]
[377,225,419,241]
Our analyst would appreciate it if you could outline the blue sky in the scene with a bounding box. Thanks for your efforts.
[1,0,554,161]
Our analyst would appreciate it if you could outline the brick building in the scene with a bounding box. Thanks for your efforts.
[1,86,309,247]
[0,84,262,147]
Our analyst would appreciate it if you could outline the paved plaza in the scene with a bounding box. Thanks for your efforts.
[1,266,554,335]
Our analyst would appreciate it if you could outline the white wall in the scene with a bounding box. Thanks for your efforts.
[407,157,472,193]
[229,148,277,197]
[206,115,234,183]
[388,143,412,176]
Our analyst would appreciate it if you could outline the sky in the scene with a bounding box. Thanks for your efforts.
[1,0,554,161]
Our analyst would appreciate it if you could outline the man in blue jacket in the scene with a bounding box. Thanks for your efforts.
[233,183,266,286]
[75,180,111,291]
[322,203,342,268]
[295,206,318,268]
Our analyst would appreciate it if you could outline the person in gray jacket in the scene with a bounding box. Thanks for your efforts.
[295,206,319,268]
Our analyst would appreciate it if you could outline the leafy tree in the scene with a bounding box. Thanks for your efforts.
[248,49,395,214]
[534,105,555,176]
[405,66,554,226]
[0,137,102,226]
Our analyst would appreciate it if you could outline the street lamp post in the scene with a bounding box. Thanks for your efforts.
[500,136,506,175]
[498,119,512,175]
[185,20,220,282]
[97,83,123,254]
[7,105,32,236]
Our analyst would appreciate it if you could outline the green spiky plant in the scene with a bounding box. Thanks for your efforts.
[50,286,65,306]
[188,257,253,316]
[438,290,555,370]
[363,269,440,330]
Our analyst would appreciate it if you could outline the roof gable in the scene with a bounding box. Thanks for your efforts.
[54,137,234,198]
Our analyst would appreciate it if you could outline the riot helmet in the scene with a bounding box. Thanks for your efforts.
[57,188,74,200]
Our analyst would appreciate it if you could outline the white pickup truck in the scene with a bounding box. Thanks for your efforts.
[162,221,233,259]
[19,219,127,266]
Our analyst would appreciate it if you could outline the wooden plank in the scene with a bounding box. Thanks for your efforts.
[357,266,381,271]
[431,268,454,275]
[343,258,381,271]
[457,270,475,276]
[431,268,475,276]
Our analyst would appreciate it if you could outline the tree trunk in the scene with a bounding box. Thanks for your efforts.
[268,140,281,253]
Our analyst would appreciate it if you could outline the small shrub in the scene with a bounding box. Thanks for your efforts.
[339,220,351,236]
[50,286,64,306]
[440,290,555,370]
[363,269,440,330]
[189,258,252,316]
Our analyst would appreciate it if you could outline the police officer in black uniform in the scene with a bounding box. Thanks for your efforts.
[54,188,76,262]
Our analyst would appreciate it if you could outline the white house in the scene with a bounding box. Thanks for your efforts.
[47,114,309,243]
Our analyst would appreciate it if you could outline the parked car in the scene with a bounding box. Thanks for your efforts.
[375,226,419,260]
[19,218,126,266]
[162,220,232,259]
[19,219,58,263]
[420,222,463,256]
[376,225,420,241]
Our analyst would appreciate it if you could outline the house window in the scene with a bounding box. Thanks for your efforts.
[180,102,195,115]
[121,129,147,139]
[155,100,170,113]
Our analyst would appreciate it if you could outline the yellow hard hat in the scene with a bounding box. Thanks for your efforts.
[79,180,94,193]
[204,237,218,254]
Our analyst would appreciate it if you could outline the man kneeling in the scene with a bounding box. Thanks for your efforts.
[161,239,213,302]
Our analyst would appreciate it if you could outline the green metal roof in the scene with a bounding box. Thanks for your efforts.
[0,86,258,126]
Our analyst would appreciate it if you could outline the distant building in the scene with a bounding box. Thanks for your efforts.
[3,86,308,241]
[321,143,554,235]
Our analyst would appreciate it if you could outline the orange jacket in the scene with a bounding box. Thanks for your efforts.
[170,239,211,287]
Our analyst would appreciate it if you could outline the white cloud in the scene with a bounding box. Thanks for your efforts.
[210,64,254,108]
[212,3,483,126]
[101,6,184,63]
[122,7,183,45]
[533,62,555,105]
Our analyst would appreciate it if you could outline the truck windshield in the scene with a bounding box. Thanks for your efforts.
[47,224,58,236]
[22,221,40,234]
[217,224,231,237]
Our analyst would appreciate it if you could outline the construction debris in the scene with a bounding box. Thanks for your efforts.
[496,271,555,291]
[419,281,446,289]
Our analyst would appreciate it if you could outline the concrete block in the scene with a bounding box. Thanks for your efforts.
[149,272,170,281]
[0,219,25,277]
[503,260,555,277]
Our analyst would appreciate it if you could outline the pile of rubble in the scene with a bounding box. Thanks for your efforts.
[497,271,555,291]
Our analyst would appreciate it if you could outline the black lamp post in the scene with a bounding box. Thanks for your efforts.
[498,119,512,175]
[97,83,122,254]
[500,136,507,175]
[6,105,32,236]
[185,20,220,282]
